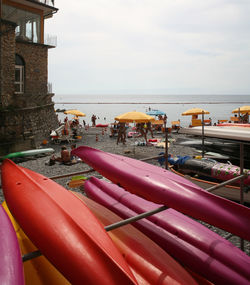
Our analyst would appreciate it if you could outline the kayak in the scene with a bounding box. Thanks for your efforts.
[72,146,250,241]
[0,204,24,285]
[217,123,250,128]
[84,177,250,285]
[179,126,250,141]
[1,159,137,285]
[2,202,70,285]
[168,156,250,186]
[72,192,198,285]
[170,167,250,204]
[0,148,55,161]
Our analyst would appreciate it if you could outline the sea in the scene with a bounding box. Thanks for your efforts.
[54,94,250,127]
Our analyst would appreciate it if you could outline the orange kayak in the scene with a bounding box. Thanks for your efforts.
[73,192,198,285]
[1,159,137,285]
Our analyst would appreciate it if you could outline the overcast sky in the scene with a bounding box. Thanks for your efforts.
[46,0,250,95]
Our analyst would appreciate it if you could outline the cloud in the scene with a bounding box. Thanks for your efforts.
[46,0,250,94]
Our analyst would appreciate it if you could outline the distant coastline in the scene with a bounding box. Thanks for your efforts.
[55,101,250,105]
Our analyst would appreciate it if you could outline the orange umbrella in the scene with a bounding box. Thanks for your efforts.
[232,106,250,114]
[64,110,86,117]
[181,108,210,116]
[115,111,154,123]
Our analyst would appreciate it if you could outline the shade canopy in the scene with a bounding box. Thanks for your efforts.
[232,106,250,114]
[182,108,210,116]
[115,111,154,123]
[64,110,86,117]
[146,110,166,116]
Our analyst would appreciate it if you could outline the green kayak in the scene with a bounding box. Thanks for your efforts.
[0,148,55,161]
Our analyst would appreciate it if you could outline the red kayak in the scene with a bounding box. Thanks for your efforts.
[1,159,137,285]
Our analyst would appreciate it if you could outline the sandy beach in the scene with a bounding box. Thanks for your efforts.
[0,126,249,255]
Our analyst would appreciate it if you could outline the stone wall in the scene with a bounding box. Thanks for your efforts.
[0,103,59,155]
[14,41,50,108]
[0,21,16,107]
[0,21,59,155]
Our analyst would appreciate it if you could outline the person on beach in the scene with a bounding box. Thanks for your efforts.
[70,144,77,160]
[117,122,126,144]
[57,146,71,164]
[163,114,167,126]
[136,123,147,142]
[48,146,72,165]
[146,121,154,138]
[91,114,97,126]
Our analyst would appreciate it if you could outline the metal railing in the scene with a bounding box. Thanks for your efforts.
[36,0,55,7]
[44,34,57,47]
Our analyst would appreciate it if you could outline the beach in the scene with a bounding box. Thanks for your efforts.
[0,125,249,256]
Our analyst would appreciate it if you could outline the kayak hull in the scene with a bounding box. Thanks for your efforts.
[1,159,137,285]
[0,204,24,285]
[72,146,250,241]
[84,177,250,285]
[73,192,198,285]
[2,202,70,285]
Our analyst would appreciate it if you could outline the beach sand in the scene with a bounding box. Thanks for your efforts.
[0,126,249,255]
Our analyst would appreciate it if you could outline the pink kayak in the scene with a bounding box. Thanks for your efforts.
[0,204,24,284]
[72,146,250,241]
[84,177,250,285]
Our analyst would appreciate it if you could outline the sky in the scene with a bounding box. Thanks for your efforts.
[46,0,250,95]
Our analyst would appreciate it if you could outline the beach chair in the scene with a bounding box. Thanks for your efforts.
[218,119,228,124]
[230,116,240,122]
[50,125,75,144]
[171,120,180,131]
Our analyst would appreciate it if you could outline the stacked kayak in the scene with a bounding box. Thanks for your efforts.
[1,159,199,284]
[72,192,198,285]
[72,146,250,241]
[2,202,70,285]
[0,204,24,285]
[84,177,250,285]
[1,159,137,285]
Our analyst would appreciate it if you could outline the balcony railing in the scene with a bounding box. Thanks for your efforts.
[36,0,55,7]
[44,34,57,47]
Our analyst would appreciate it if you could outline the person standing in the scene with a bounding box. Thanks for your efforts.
[117,122,126,144]
[146,121,154,138]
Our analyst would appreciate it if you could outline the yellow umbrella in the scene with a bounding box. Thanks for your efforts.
[181,108,210,116]
[64,109,86,117]
[232,106,250,114]
[115,111,154,123]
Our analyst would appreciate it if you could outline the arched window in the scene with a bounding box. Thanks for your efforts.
[15,54,25,94]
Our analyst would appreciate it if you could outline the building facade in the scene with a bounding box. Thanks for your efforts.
[0,0,59,155]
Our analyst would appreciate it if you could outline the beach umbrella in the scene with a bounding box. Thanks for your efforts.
[181,108,210,116]
[146,110,166,116]
[232,106,250,114]
[115,111,154,123]
[64,109,86,117]
[115,111,154,155]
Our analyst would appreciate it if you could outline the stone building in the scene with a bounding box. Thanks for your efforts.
[0,0,59,155]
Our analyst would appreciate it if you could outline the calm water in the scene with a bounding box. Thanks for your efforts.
[54,94,250,127]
